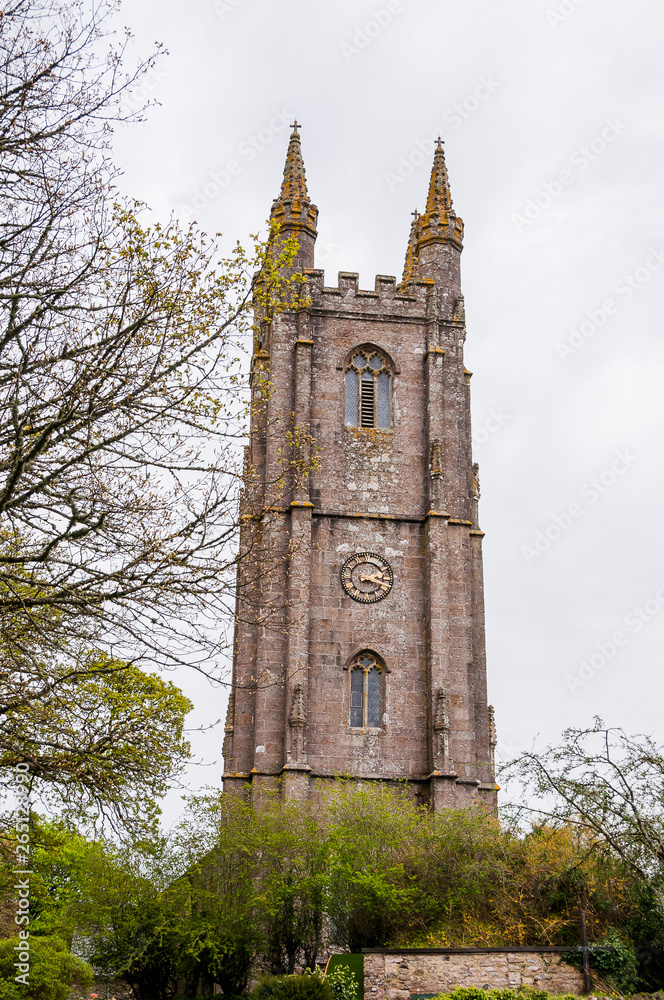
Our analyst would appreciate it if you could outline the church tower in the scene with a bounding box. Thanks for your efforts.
[223,128,497,810]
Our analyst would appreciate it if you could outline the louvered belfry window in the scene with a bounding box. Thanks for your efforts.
[349,653,383,728]
[344,351,391,429]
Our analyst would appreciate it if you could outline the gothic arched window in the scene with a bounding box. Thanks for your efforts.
[349,652,383,728]
[344,350,391,429]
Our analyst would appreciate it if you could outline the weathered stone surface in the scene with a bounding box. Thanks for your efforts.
[364,952,585,999]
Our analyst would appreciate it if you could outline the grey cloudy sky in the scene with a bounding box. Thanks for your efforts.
[109,0,664,820]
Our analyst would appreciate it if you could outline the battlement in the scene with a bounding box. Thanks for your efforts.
[303,268,435,315]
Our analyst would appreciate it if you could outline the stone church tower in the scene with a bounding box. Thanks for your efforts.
[222,127,497,810]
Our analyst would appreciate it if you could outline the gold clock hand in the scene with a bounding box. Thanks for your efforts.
[360,571,383,584]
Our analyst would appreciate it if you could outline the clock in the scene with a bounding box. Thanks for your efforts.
[341,552,393,604]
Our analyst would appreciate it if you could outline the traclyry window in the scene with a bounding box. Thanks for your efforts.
[344,351,390,429]
[350,652,383,728]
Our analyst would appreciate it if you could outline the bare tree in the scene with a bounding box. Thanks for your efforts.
[503,718,664,884]
[0,0,303,806]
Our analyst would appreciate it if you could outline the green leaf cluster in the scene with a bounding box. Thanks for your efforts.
[427,989,578,1000]
[0,936,93,1000]
[1,655,192,840]
[325,963,359,1000]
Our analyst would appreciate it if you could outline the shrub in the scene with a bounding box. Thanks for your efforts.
[253,971,334,1000]
[0,936,93,1000]
[591,927,640,994]
[429,989,578,1000]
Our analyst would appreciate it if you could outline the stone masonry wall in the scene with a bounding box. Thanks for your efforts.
[364,950,585,1000]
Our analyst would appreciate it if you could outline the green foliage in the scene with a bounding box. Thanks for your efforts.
[68,843,184,1000]
[428,990,577,1000]
[19,784,664,996]
[253,971,333,1000]
[0,936,93,1000]
[325,783,426,951]
[2,658,192,840]
[627,883,664,991]
[590,927,640,993]
[176,792,327,976]
[177,922,255,997]
[321,782,631,952]
[326,963,359,1000]
[0,814,114,942]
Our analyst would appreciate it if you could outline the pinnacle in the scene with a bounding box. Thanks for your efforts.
[290,682,306,723]
[277,120,309,205]
[425,137,454,216]
[401,209,420,283]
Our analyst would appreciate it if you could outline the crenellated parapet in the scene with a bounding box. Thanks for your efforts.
[300,269,470,326]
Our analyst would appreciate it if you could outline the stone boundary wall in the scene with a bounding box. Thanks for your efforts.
[68,979,134,1000]
[364,950,585,999]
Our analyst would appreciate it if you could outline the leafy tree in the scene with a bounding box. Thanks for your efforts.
[502,720,664,990]
[65,833,183,1000]
[0,813,183,999]
[2,658,191,835]
[60,799,260,999]
[173,790,329,981]
[625,881,664,991]
[174,793,262,993]
[0,814,98,943]
[252,799,328,973]
[324,782,426,951]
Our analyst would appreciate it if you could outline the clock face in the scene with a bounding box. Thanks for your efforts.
[341,552,393,604]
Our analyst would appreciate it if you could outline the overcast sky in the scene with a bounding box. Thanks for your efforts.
[109,0,664,824]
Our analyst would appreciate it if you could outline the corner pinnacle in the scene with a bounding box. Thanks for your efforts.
[401,208,420,284]
[269,121,318,269]
[277,120,309,205]
[425,137,453,216]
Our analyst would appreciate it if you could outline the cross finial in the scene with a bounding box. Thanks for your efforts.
[411,208,419,219]
[436,135,444,150]
[290,120,300,133]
